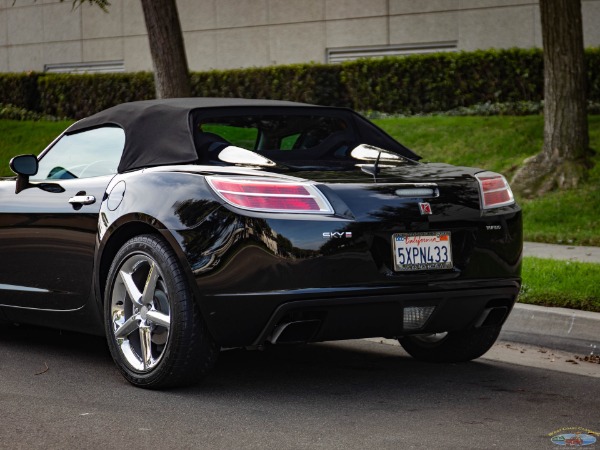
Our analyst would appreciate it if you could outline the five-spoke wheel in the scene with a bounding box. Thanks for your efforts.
[110,253,171,371]
[104,235,218,389]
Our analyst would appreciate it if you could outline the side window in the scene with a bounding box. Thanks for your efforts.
[33,126,125,181]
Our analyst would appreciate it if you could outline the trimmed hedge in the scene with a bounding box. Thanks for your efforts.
[588,47,600,103]
[191,63,349,107]
[0,72,41,112]
[1,48,598,118]
[38,72,155,118]
[341,48,545,113]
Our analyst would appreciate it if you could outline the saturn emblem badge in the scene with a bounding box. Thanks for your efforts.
[419,202,432,215]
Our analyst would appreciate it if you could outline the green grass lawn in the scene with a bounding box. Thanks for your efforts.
[520,257,600,312]
[0,119,73,176]
[373,115,543,176]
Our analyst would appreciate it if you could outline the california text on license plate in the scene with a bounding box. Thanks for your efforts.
[392,231,453,271]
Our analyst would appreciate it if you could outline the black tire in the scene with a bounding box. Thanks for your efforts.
[104,234,218,389]
[398,325,501,363]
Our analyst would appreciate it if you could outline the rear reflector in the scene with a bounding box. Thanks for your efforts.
[206,176,334,214]
[475,171,515,209]
[403,306,436,330]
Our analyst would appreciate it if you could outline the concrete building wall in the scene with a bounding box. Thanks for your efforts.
[1,0,599,73]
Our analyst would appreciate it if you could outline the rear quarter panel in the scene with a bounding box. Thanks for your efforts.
[99,168,522,346]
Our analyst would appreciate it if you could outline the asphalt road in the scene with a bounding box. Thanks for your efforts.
[1,325,599,450]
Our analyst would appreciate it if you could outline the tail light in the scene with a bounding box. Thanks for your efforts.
[475,171,515,209]
[206,176,334,214]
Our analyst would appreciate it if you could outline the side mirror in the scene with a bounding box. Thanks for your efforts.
[9,154,38,194]
[10,154,38,177]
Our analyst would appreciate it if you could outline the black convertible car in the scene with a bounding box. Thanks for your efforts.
[0,98,522,388]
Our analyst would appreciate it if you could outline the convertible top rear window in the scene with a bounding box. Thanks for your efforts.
[197,114,356,163]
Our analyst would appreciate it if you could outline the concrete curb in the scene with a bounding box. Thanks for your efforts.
[500,303,600,355]
[506,243,600,354]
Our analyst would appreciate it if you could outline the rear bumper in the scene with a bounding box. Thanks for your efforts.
[207,279,521,347]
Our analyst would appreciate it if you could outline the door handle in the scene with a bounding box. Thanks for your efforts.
[68,195,96,205]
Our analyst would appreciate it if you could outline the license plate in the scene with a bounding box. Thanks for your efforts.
[393,231,453,271]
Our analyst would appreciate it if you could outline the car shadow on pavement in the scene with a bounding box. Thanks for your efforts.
[198,340,534,398]
[0,323,109,357]
[0,323,560,404]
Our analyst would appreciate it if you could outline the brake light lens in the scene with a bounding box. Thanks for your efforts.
[206,176,334,214]
[475,171,515,209]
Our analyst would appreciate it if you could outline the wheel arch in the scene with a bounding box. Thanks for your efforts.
[95,216,216,339]
[97,220,163,303]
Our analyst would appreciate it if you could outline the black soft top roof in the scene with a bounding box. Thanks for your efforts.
[66,98,418,173]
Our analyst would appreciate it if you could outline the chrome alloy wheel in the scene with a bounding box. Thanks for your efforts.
[110,253,171,372]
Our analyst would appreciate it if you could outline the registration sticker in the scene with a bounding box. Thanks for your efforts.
[393,231,453,271]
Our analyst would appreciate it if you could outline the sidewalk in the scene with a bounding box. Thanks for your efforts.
[523,241,600,263]
[501,241,600,354]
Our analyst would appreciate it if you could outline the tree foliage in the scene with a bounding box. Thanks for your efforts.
[61,0,110,12]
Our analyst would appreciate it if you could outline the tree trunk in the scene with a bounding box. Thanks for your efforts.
[512,0,591,198]
[140,0,191,98]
